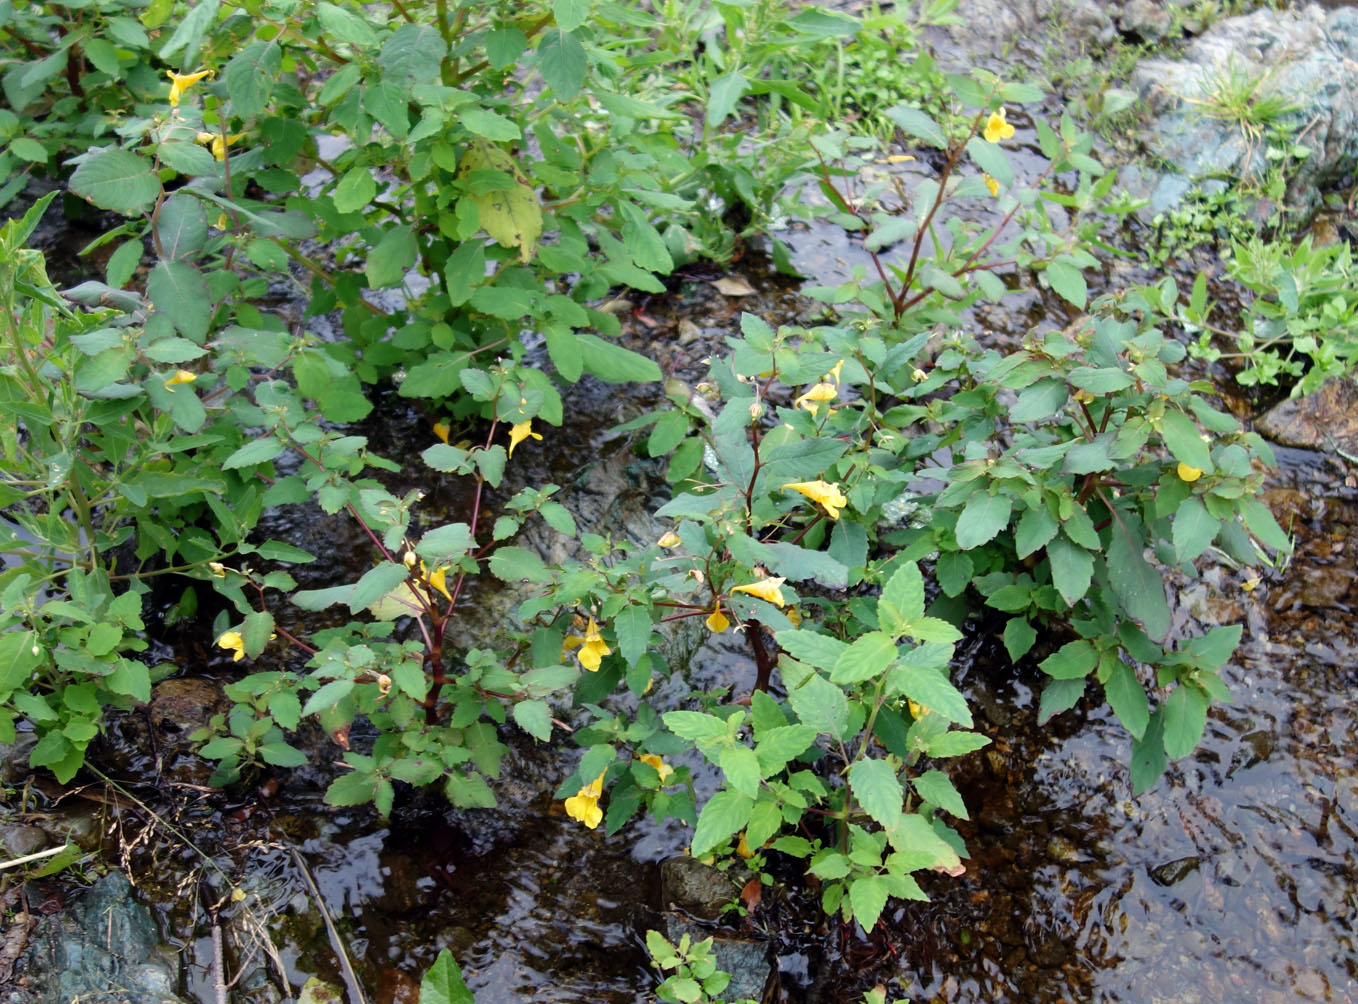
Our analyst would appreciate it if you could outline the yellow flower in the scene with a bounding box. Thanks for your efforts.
[736,831,755,859]
[208,562,228,578]
[1073,387,1094,404]
[908,699,932,720]
[658,530,682,548]
[793,381,838,418]
[983,107,1015,143]
[432,421,450,444]
[786,606,802,627]
[1241,574,1261,592]
[781,480,849,520]
[564,770,607,829]
[1177,462,1203,482]
[706,606,730,633]
[217,631,245,662]
[507,420,542,457]
[730,577,786,608]
[639,753,674,783]
[163,369,197,389]
[424,562,453,602]
[982,173,1000,197]
[911,367,929,383]
[166,68,212,107]
[884,154,916,164]
[825,359,844,384]
[564,616,611,671]
[196,130,245,161]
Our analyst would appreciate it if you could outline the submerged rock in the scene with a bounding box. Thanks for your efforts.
[24,872,187,1004]
[1122,5,1358,217]
[1256,376,1358,454]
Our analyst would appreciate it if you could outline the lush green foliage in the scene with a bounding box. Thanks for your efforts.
[0,0,1294,951]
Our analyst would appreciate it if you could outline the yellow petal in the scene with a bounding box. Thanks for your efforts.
[982,173,1000,197]
[507,420,542,457]
[217,631,245,662]
[564,792,603,829]
[576,617,610,671]
[983,107,1015,143]
[432,421,450,444]
[729,577,786,608]
[427,565,453,602]
[166,68,212,108]
[705,607,730,633]
[658,530,682,548]
[163,369,197,389]
[639,753,673,783]
[736,831,755,859]
[1177,462,1203,482]
[780,480,848,520]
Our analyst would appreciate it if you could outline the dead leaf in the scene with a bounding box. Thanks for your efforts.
[711,276,755,296]
[739,876,762,912]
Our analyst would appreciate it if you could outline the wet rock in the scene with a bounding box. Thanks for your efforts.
[661,857,737,921]
[664,917,776,1004]
[0,733,38,784]
[0,824,48,858]
[1149,855,1202,886]
[1256,377,1358,455]
[149,677,226,736]
[1121,6,1358,218]
[24,871,187,1004]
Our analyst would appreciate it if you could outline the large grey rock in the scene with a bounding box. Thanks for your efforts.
[24,872,187,1004]
[1123,4,1358,217]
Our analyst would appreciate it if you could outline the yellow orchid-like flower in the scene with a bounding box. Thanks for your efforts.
[824,359,844,384]
[729,577,786,608]
[507,420,542,457]
[1073,387,1095,404]
[736,831,755,859]
[563,616,611,671]
[908,699,932,720]
[793,381,838,418]
[167,68,212,107]
[423,562,453,602]
[196,130,245,161]
[1177,462,1203,482]
[658,530,682,548]
[983,107,1015,143]
[163,369,197,389]
[781,480,849,521]
[982,173,1000,197]
[564,769,607,829]
[208,562,228,578]
[639,753,674,784]
[705,605,730,634]
[911,367,929,383]
[217,631,245,662]
[432,420,450,444]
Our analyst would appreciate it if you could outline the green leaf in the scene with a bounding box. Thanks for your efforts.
[886,665,971,727]
[1162,685,1208,760]
[1130,710,1166,794]
[1039,639,1097,680]
[884,105,946,147]
[379,24,448,89]
[707,70,750,126]
[147,261,211,342]
[460,107,521,141]
[1047,536,1093,605]
[242,610,274,658]
[1106,512,1171,640]
[224,40,280,118]
[1010,379,1068,423]
[1103,660,1149,741]
[317,2,378,46]
[1014,506,1058,558]
[1160,409,1212,472]
[774,630,848,671]
[614,604,651,667]
[663,710,730,743]
[754,724,817,775]
[787,670,850,738]
[1172,497,1219,563]
[333,166,377,214]
[1239,498,1290,552]
[416,523,475,561]
[848,876,890,932]
[349,563,411,613]
[576,333,662,382]
[966,135,1011,185]
[304,679,355,716]
[538,28,586,100]
[848,758,903,828]
[1037,677,1084,723]
[1045,260,1087,309]
[1002,617,1037,660]
[831,631,897,684]
[366,225,417,288]
[719,745,760,798]
[419,950,475,1004]
[512,699,553,741]
[222,436,285,470]
[880,561,924,622]
[70,148,160,214]
[955,492,1012,550]
[912,770,968,819]
[690,789,753,857]
[156,195,207,261]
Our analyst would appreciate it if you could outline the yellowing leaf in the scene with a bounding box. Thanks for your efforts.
[459,141,541,263]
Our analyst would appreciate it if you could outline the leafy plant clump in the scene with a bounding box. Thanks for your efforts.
[0,0,1293,961]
